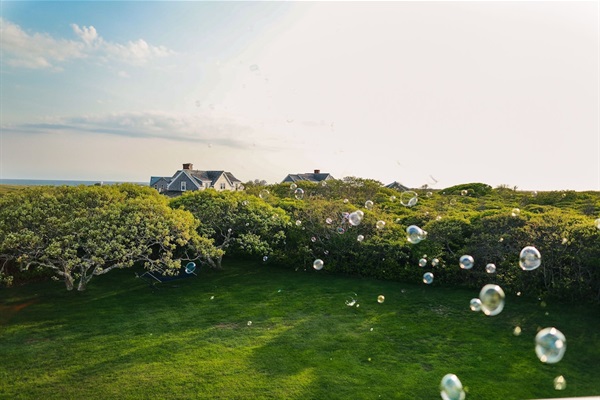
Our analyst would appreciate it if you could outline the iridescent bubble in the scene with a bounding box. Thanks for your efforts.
[440,374,465,400]
[294,188,305,200]
[377,295,385,303]
[406,225,426,244]
[418,258,427,267]
[348,211,363,226]
[479,284,505,316]
[259,189,269,199]
[459,255,474,270]
[554,375,566,390]
[357,234,365,242]
[313,259,324,271]
[290,183,298,190]
[423,272,434,284]
[365,200,374,210]
[461,190,468,196]
[262,256,268,262]
[485,263,496,274]
[185,262,196,274]
[513,326,522,336]
[311,236,317,243]
[295,220,302,226]
[535,327,566,364]
[376,220,386,229]
[325,217,333,224]
[400,191,418,207]
[519,246,541,271]
[431,258,439,267]
[336,227,345,234]
[511,208,521,217]
[390,195,397,202]
[470,298,482,312]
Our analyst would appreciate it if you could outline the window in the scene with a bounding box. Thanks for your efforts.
[220,183,226,190]
[181,181,186,191]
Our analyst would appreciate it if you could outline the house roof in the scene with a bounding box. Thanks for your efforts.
[385,181,409,191]
[150,176,172,186]
[282,173,334,183]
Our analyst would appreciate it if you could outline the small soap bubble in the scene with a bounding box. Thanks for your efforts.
[336,227,345,234]
[431,258,439,267]
[345,294,357,307]
[535,327,566,364]
[311,236,317,243]
[290,183,298,190]
[459,255,474,270]
[436,215,442,221]
[247,320,253,326]
[242,200,249,206]
[517,291,521,296]
[426,191,433,198]
[263,256,268,262]
[325,217,333,224]
[461,190,468,196]
[485,263,496,274]
[377,295,385,303]
[210,296,215,300]
[406,225,426,244]
[423,272,434,284]
[595,218,600,229]
[511,208,521,217]
[499,237,504,243]
[370,327,374,332]
[561,237,568,245]
[343,198,349,204]
[294,188,305,200]
[259,189,269,199]
[513,326,522,336]
[348,211,363,226]
[357,234,365,242]
[313,259,324,270]
[531,191,538,197]
[553,375,566,390]
[295,220,302,226]
[376,220,386,229]
[479,284,505,316]
[519,246,541,271]
[390,195,397,202]
[365,200,374,210]
[324,250,329,255]
[400,191,418,207]
[470,298,482,312]
[418,258,427,267]
[321,180,327,187]
[440,374,465,400]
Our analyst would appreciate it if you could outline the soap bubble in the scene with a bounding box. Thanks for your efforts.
[242,200,249,206]
[311,236,317,242]
[400,191,418,207]
[376,220,386,229]
[295,220,302,226]
[561,237,568,245]
[259,189,269,199]
[535,327,566,364]
[498,237,504,243]
[418,258,427,267]
[357,234,365,242]
[479,284,505,316]
[343,198,349,204]
[426,191,433,198]
[348,211,363,226]
[461,190,468,196]
[595,218,600,229]
[511,208,521,217]
[345,294,358,307]
[431,258,439,267]
[313,259,324,270]
[513,326,522,336]
[485,263,496,274]
[407,225,426,244]
[440,373,465,400]
[290,183,297,190]
[390,195,397,202]
[294,188,305,200]
[553,375,566,390]
[263,256,268,262]
[519,246,541,271]
[377,295,385,303]
[365,200,374,210]
[459,255,474,270]
[247,320,253,326]
[185,262,196,274]
[423,272,434,284]
[326,217,333,224]
[336,227,345,234]
[469,298,482,312]
[321,180,327,187]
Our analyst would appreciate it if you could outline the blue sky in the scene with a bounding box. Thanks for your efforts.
[1,1,599,190]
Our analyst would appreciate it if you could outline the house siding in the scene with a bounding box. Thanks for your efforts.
[168,171,199,192]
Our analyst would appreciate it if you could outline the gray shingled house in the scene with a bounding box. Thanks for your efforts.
[281,169,334,184]
[150,163,244,196]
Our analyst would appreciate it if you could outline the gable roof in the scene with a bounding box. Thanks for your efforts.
[150,176,172,186]
[282,173,334,183]
[188,170,242,187]
[385,181,410,191]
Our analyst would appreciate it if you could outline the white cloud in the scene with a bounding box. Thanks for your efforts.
[0,18,174,70]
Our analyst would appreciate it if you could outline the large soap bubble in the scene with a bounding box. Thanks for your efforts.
[479,284,505,316]
[459,255,474,270]
[519,246,541,271]
[348,211,363,226]
[423,272,434,284]
[440,373,465,400]
[407,225,427,244]
[365,200,374,210]
[294,188,305,200]
[400,191,419,207]
[313,259,324,271]
[535,327,566,364]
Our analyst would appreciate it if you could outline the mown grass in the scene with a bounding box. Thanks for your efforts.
[1,260,599,399]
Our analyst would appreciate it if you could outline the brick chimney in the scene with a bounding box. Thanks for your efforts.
[314,169,320,174]
[183,163,193,170]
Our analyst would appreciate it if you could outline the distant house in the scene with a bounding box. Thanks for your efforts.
[385,181,410,191]
[282,169,334,184]
[150,163,244,195]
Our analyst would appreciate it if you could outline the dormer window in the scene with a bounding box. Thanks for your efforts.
[181,181,186,191]
[220,183,226,190]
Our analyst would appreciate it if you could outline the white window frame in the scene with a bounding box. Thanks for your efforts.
[181,181,187,191]
[220,183,226,190]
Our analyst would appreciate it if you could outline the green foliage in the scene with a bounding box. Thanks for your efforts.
[0,184,217,291]
[442,183,493,197]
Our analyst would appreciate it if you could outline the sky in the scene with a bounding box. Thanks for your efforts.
[1,1,599,191]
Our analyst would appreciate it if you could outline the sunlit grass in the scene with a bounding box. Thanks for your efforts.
[1,260,599,399]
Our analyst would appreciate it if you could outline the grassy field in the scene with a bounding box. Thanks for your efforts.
[1,260,599,399]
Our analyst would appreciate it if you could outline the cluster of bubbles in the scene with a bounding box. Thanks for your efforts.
[440,374,465,400]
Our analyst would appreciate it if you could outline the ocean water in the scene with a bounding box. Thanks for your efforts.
[0,178,148,187]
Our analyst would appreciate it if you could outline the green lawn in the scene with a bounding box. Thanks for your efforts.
[1,260,599,399]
